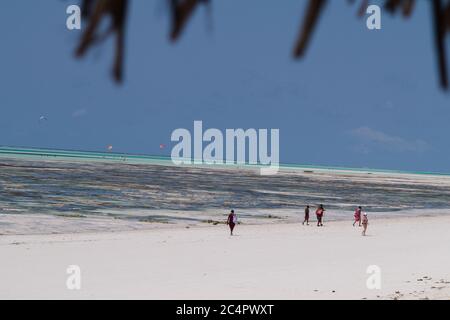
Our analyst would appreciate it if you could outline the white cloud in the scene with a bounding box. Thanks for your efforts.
[72,108,88,118]
[351,126,428,153]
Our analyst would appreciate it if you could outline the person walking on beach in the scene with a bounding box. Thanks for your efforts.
[302,205,310,225]
[362,212,369,236]
[316,204,325,227]
[227,210,237,236]
[353,206,362,227]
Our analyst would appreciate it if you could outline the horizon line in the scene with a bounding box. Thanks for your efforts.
[1,144,449,177]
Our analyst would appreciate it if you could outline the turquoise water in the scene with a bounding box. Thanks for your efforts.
[1,146,449,177]
[0,146,170,164]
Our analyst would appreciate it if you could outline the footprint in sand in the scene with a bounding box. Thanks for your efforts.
[10,242,24,245]
[390,291,404,300]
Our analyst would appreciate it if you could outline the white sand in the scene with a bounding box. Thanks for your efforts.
[1,216,450,300]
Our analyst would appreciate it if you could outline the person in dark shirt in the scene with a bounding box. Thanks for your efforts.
[227,210,237,236]
[302,205,310,225]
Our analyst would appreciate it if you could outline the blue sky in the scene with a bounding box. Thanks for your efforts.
[1,0,450,172]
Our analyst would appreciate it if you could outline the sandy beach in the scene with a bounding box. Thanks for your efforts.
[1,215,450,300]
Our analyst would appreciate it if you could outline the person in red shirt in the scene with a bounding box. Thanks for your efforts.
[353,206,362,227]
[316,204,325,227]
[227,210,237,235]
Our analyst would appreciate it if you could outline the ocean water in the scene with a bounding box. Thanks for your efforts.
[1,146,450,229]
